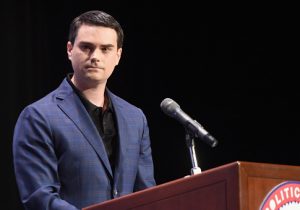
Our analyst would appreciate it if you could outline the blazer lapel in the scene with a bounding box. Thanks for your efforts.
[108,91,131,183]
[55,80,113,178]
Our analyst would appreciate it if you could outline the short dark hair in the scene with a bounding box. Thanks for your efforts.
[68,10,124,48]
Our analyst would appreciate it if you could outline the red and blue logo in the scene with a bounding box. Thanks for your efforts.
[260,181,300,210]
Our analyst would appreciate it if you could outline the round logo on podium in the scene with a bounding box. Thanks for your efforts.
[260,181,300,210]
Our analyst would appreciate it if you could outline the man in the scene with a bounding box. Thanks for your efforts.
[13,10,156,210]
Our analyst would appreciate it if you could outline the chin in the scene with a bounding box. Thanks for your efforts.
[87,75,107,84]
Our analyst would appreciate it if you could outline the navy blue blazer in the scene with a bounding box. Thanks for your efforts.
[13,79,156,210]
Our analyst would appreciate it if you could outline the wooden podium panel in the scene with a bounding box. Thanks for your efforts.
[84,162,240,210]
[238,161,300,209]
[83,161,300,210]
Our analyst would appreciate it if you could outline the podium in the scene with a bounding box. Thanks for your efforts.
[83,161,300,210]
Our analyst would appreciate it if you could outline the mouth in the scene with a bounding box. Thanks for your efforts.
[86,66,104,70]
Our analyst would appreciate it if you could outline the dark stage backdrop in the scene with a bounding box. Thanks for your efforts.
[1,1,298,209]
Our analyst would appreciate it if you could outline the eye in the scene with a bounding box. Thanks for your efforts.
[81,44,91,51]
[101,46,113,54]
[79,43,95,53]
[101,47,108,53]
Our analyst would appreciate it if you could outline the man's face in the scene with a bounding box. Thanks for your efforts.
[67,24,122,87]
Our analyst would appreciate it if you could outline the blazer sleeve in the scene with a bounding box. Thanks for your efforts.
[13,105,79,210]
[133,110,156,191]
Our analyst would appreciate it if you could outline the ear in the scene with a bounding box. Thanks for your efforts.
[67,41,73,60]
[115,48,122,65]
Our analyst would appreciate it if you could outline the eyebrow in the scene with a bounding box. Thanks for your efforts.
[79,41,115,48]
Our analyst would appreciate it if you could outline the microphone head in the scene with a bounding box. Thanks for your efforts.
[160,98,180,117]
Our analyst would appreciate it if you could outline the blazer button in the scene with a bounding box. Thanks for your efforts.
[113,189,118,197]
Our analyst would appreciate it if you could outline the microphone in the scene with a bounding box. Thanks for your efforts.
[160,98,218,147]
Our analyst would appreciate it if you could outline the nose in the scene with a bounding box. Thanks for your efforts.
[90,48,101,62]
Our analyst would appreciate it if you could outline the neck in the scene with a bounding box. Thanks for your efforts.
[71,76,106,107]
